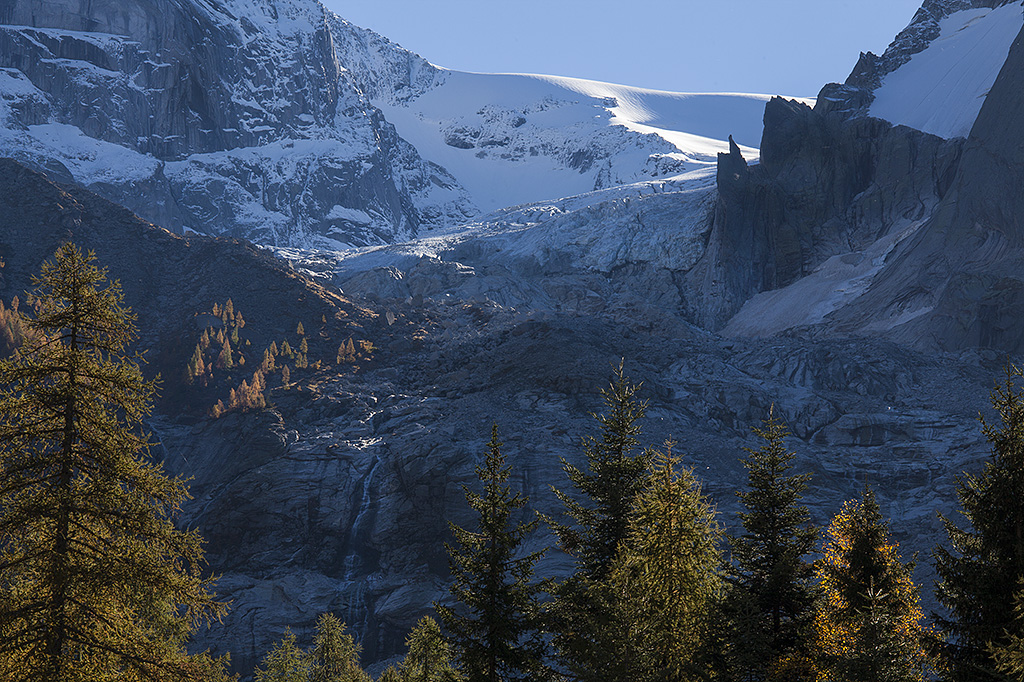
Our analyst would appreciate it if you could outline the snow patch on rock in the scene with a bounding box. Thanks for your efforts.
[869,1,1024,139]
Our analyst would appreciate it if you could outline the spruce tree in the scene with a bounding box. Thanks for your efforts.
[254,629,310,682]
[610,443,724,682]
[309,613,370,682]
[435,424,547,682]
[0,244,224,681]
[399,616,463,682]
[813,489,929,682]
[545,362,650,681]
[727,407,817,681]
[934,366,1024,682]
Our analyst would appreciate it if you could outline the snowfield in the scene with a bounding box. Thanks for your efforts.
[376,69,804,212]
[869,1,1024,139]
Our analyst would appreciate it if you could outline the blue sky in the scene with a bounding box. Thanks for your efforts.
[324,0,924,97]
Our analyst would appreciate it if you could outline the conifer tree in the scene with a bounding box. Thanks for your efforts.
[610,443,724,682]
[727,407,817,681]
[545,362,650,681]
[269,341,279,356]
[934,366,1024,682]
[436,424,547,682]
[991,588,1024,680]
[299,337,308,354]
[378,668,401,682]
[281,339,293,358]
[218,337,233,369]
[0,244,225,681]
[211,399,226,418]
[297,321,305,336]
[309,613,370,682]
[813,489,929,682]
[254,629,309,682]
[281,365,290,385]
[400,616,463,682]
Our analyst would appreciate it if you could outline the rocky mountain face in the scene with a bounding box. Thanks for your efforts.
[0,0,475,247]
[694,0,1024,354]
[0,0,771,249]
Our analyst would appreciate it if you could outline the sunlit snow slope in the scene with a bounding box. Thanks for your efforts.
[376,70,802,212]
[869,1,1024,139]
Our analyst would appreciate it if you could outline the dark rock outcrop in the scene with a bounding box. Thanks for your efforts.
[688,97,962,329]
[822,18,1024,352]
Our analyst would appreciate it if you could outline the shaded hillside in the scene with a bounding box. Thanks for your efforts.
[0,157,404,409]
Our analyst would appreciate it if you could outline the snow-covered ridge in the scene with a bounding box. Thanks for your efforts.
[374,69,803,212]
[869,1,1024,139]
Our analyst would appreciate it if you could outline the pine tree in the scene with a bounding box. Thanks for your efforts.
[269,340,279,356]
[610,442,724,682]
[297,321,305,336]
[254,629,309,682]
[299,337,308,354]
[546,362,650,681]
[281,365,290,385]
[436,424,547,682]
[400,616,463,682]
[726,406,817,681]
[934,366,1024,682]
[813,489,929,682]
[0,244,225,682]
[309,613,370,682]
[281,339,293,358]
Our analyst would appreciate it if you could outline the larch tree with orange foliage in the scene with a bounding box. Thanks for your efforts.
[812,489,930,682]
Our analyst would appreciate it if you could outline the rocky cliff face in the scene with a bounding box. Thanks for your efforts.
[0,0,475,247]
[691,1,1024,355]
[689,101,963,330]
